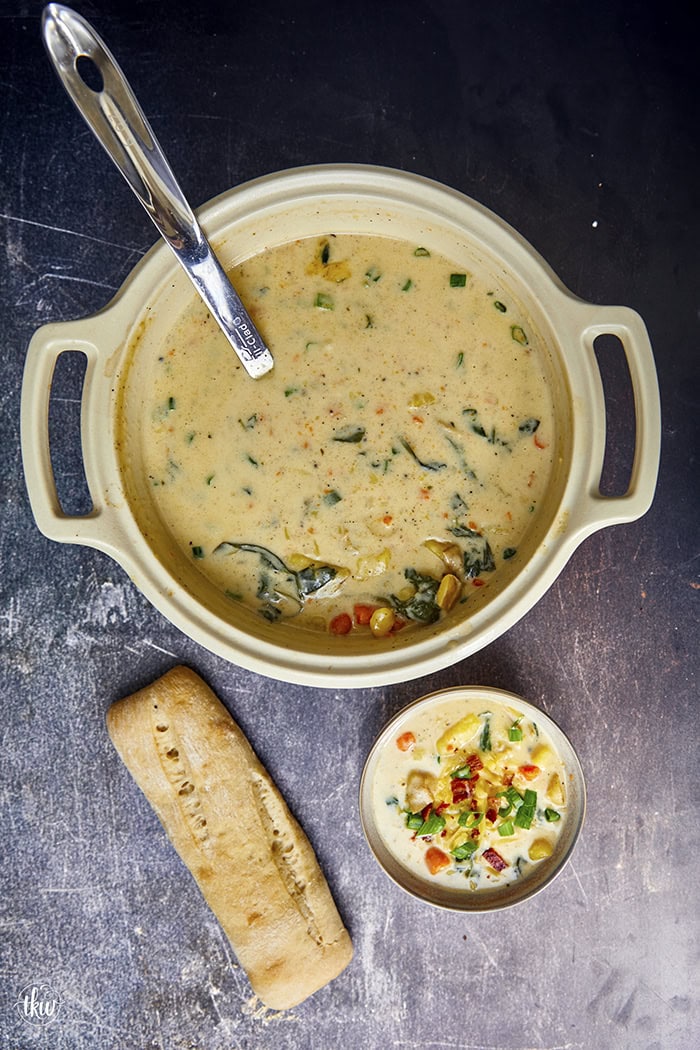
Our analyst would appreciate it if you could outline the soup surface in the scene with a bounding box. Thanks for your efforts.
[141,233,555,634]
[370,694,570,891]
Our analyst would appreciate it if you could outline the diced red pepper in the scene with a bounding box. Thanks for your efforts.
[353,603,377,626]
[329,612,352,635]
[390,617,408,633]
[519,764,540,781]
[483,847,508,872]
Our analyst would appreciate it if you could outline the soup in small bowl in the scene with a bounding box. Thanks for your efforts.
[359,686,586,910]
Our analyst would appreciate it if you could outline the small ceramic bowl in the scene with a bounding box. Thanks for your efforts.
[359,685,585,910]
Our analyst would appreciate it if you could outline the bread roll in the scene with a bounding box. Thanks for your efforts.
[106,666,353,1010]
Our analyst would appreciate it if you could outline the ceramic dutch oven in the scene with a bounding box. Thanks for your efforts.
[21,165,661,686]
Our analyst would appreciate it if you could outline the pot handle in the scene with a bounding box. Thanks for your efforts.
[21,320,128,558]
[572,304,661,535]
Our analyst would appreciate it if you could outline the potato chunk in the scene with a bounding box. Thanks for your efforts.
[436,714,481,755]
[405,770,438,812]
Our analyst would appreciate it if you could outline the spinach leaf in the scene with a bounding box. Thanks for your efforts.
[387,568,441,624]
[333,424,366,443]
[296,563,337,598]
[449,524,496,578]
[399,437,447,473]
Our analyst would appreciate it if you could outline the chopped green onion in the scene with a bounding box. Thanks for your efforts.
[416,810,447,837]
[514,789,537,829]
[451,839,479,861]
[414,246,430,257]
[167,396,176,411]
[511,324,528,345]
[450,764,475,780]
[364,266,382,284]
[402,278,413,291]
[314,292,334,310]
[503,548,517,560]
[405,811,424,831]
[545,808,561,822]
[456,352,464,368]
[498,820,515,837]
[494,300,507,312]
[479,717,492,752]
[508,720,523,741]
[321,241,330,264]
[191,546,204,559]
[450,273,467,287]
[323,489,342,505]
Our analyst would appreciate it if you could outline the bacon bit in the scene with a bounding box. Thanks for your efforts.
[435,801,449,815]
[353,603,377,626]
[412,415,424,424]
[329,612,352,635]
[395,731,415,752]
[468,521,480,532]
[483,847,508,872]
[485,804,499,824]
[472,578,485,587]
[382,514,393,525]
[421,803,433,822]
[519,764,540,780]
[419,488,431,500]
[425,847,451,875]
[534,433,547,449]
[502,771,514,786]
[375,406,385,415]
[451,778,471,804]
[505,511,513,521]
[465,753,484,774]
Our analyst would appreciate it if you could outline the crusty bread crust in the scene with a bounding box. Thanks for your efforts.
[106,666,353,1010]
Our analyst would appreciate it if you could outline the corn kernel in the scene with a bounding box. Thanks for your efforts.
[436,573,462,611]
[369,607,395,637]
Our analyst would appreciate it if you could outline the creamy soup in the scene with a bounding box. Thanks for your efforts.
[142,234,555,634]
[371,694,569,891]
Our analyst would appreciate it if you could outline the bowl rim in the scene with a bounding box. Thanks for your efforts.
[358,684,587,911]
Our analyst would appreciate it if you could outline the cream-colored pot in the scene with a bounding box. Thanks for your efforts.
[21,166,661,687]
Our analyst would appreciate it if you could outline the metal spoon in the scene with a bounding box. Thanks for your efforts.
[41,3,274,379]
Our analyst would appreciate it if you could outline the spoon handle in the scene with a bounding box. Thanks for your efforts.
[41,3,274,379]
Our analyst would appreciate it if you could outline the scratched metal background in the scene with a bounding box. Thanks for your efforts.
[1,1,698,1048]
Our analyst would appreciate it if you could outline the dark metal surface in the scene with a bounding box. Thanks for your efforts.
[2,2,697,1047]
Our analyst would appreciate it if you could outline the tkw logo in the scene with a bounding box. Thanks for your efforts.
[14,980,62,1027]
